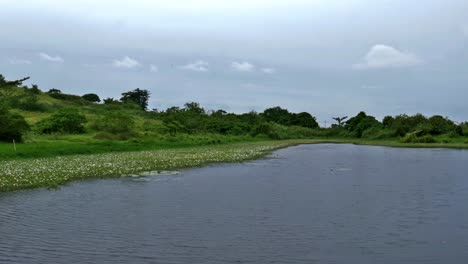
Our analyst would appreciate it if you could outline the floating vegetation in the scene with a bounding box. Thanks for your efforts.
[0,141,309,192]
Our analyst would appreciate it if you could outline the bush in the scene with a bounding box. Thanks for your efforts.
[37,108,87,134]
[0,107,30,142]
[251,123,280,139]
[401,133,436,143]
[82,93,101,103]
[17,95,46,112]
[455,125,464,136]
[93,111,136,138]
[94,131,118,140]
[362,127,396,139]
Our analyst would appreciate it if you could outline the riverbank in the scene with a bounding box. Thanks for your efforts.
[1,138,467,192]
[0,140,315,192]
[320,138,468,150]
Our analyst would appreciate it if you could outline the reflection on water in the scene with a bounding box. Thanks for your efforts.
[1,144,468,264]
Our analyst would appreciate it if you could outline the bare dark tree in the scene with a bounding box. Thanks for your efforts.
[0,75,30,88]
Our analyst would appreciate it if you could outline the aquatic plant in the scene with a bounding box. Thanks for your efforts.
[0,141,307,192]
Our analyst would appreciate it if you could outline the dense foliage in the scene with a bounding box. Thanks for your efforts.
[120,88,150,110]
[36,108,87,134]
[0,74,466,145]
[0,106,30,142]
[82,93,101,103]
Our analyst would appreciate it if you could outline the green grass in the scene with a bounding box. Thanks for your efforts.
[0,134,266,160]
[315,138,468,149]
[0,140,315,192]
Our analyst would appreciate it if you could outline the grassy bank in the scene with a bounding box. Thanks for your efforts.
[316,138,468,150]
[1,138,467,192]
[0,140,314,192]
[0,134,264,160]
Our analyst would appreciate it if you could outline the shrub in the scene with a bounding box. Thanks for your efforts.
[251,122,280,139]
[0,107,30,142]
[362,127,396,139]
[94,131,118,140]
[37,108,86,134]
[30,84,41,94]
[82,93,101,103]
[401,133,436,143]
[93,111,136,137]
[455,125,464,136]
[17,95,46,112]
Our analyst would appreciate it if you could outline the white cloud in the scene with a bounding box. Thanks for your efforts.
[149,64,159,72]
[261,67,276,74]
[39,52,64,63]
[180,60,209,72]
[353,45,421,70]
[9,58,32,65]
[231,61,255,72]
[113,56,141,68]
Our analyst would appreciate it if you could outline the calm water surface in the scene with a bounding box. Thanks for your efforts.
[1,144,468,264]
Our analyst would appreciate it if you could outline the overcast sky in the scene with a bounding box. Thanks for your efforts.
[1,0,467,123]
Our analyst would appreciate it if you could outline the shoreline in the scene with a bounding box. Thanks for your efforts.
[1,139,467,192]
[0,140,312,192]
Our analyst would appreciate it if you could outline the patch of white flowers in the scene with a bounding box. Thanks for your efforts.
[0,141,299,192]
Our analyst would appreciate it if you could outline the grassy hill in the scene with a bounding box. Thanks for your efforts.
[1,75,468,161]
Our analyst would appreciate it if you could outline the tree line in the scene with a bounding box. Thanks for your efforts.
[0,74,467,143]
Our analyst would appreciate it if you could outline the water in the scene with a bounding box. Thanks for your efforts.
[1,144,468,264]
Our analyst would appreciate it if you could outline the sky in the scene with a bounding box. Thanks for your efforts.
[1,0,467,124]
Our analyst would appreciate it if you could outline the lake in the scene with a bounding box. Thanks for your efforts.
[1,144,468,264]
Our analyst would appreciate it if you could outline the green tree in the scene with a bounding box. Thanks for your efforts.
[345,111,381,137]
[262,106,291,126]
[428,115,455,135]
[184,102,205,114]
[120,88,150,110]
[0,75,30,88]
[37,108,87,134]
[30,84,41,94]
[0,106,30,142]
[382,116,394,128]
[95,111,135,135]
[291,112,319,128]
[82,93,101,103]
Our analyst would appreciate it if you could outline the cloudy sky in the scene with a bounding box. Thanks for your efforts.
[1,0,467,123]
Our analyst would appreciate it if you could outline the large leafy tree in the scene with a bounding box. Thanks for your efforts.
[0,106,30,142]
[82,93,101,103]
[291,112,319,128]
[37,108,87,134]
[345,111,381,137]
[262,106,291,126]
[120,88,150,110]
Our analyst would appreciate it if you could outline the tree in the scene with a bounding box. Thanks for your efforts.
[291,112,319,128]
[37,108,87,134]
[30,84,41,94]
[184,102,205,114]
[332,116,348,127]
[428,115,455,135]
[262,106,291,126]
[0,106,30,142]
[95,111,135,135]
[103,98,120,105]
[47,88,62,94]
[0,75,30,88]
[82,93,101,103]
[345,111,380,137]
[120,88,150,110]
[382,116,394,128]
